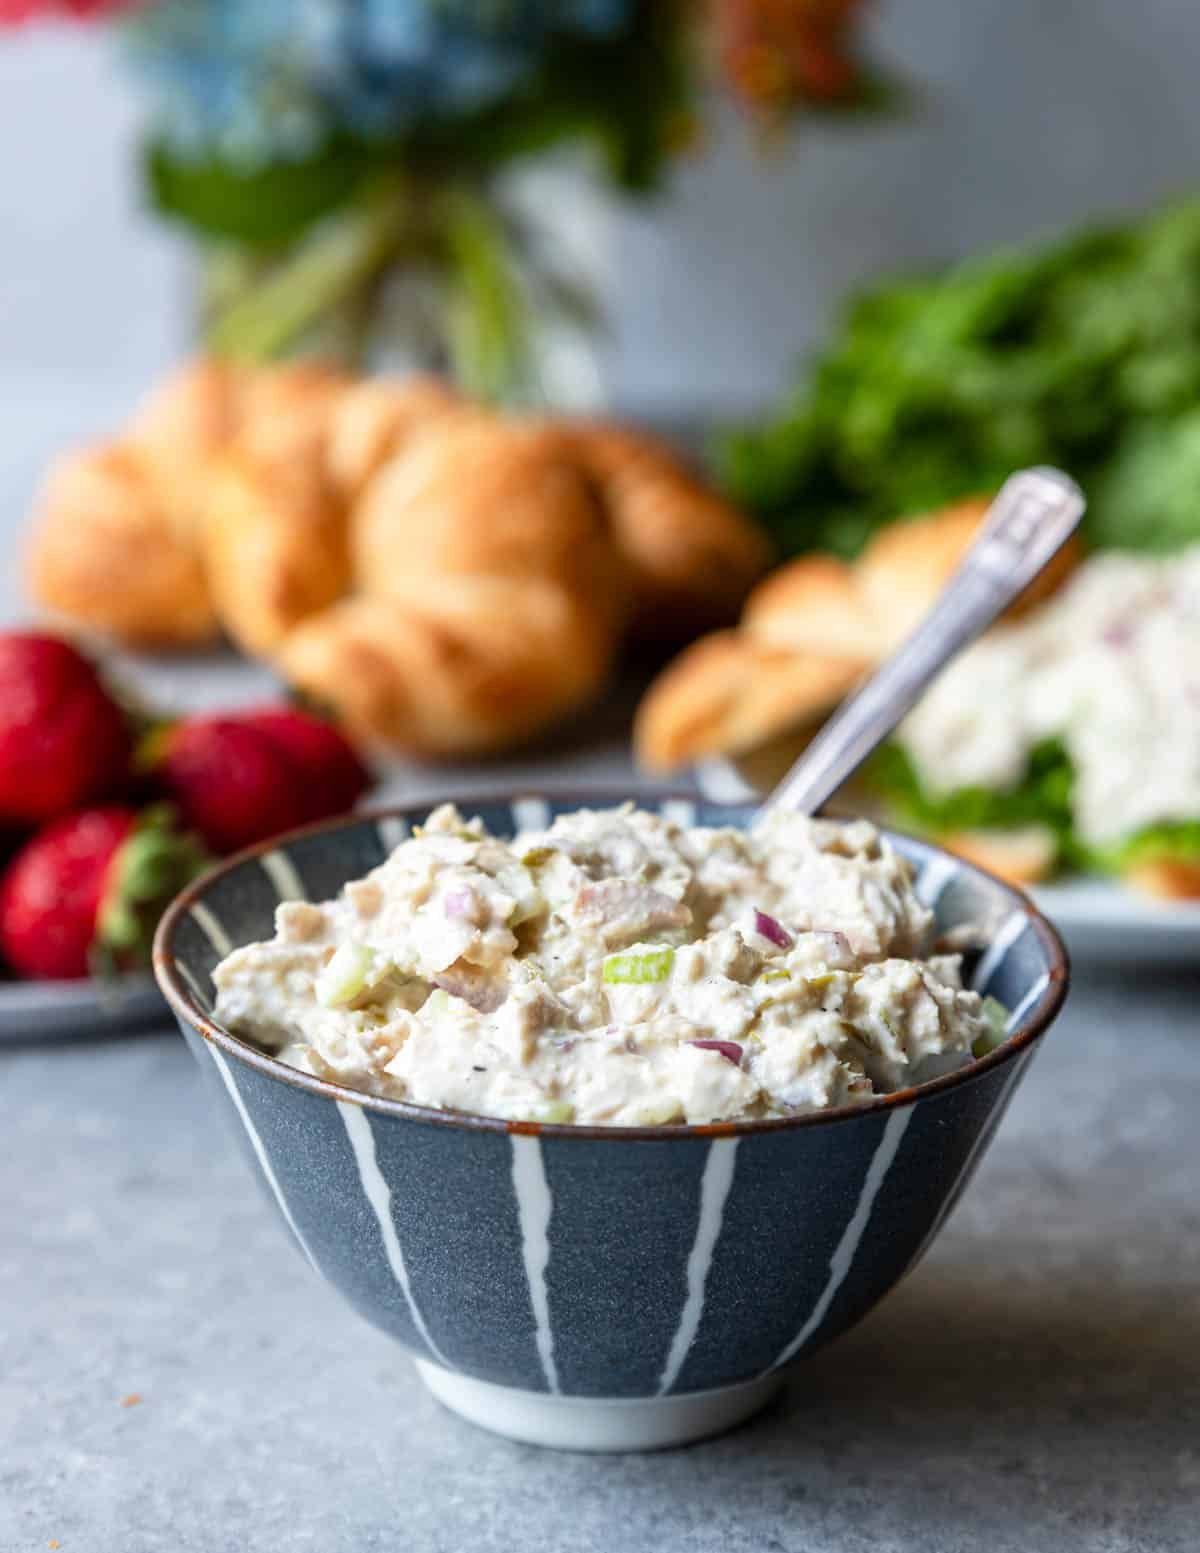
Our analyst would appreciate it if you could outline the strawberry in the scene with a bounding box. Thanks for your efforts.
[150,717,309,856]
[238,706,370,822]
[0,805,207,981]
[0,632,131,825]
[148,706,371,855]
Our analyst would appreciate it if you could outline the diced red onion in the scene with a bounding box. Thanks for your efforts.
[443,887,477,920]
[1101,620,1134,649]
[753,909,793,950]
[688,1039,744,1066]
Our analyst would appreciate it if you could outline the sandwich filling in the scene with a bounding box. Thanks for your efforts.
[211,804,995,1126]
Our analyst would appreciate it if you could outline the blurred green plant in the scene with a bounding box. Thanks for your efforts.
[716,198,1200,556]
[54,0,884,399]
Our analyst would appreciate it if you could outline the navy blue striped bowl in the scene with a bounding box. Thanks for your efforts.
[154,792,1068,1451]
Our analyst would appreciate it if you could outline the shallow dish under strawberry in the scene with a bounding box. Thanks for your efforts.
[0,971,165,1043]
[155,792,1068,1451]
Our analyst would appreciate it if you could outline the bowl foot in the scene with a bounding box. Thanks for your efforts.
[414,1361,783,1452]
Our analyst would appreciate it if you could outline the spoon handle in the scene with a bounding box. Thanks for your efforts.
[756,466,1086,824]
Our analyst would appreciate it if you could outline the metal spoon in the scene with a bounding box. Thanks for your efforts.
[755,467,1086,826]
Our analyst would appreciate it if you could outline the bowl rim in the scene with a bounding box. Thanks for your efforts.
[153,787,1069,1142]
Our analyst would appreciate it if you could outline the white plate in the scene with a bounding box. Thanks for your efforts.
[0,973,166,1043]
[1030,879,1200,963]
[697,758,1200,964]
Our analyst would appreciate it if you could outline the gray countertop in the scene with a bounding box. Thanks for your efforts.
[4,959,1199,1552]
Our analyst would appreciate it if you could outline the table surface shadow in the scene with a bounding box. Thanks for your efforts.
[3,967,1198,1553]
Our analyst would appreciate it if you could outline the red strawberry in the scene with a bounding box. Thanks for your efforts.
[238,706,370,823]
[0,805,207,980]
[150,716,309,856]
[0,633,131,825]
[149,706,371,855]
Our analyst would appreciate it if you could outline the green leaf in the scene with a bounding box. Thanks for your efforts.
[144,135,381,247]
[203,183,408,362]
[1092,820,1200,872]
[711,195,1200,558]
[864,739,1078,858]
[441,189,535,402]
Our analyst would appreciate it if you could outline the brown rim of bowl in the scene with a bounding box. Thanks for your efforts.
[153,786,1070,1142]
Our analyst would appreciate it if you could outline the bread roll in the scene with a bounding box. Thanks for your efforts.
[201,448,350,657]
[285,418,629,754]
[326,375,464,502]
[1121,858,1200,900]
[635,630,866,770]
[637,497,1082,771]
[856,497,1081,647]
[939,826,1059,887]
[564,422,770,638]
[27,442,216,646]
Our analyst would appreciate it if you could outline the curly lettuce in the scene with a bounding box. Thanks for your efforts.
[715,198,1200,558]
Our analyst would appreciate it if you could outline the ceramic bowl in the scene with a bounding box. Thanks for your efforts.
[154,792,1068,1452]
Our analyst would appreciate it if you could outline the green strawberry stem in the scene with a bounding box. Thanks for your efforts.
[92,805,210,980]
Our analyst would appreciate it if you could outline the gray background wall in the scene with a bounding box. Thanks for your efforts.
[3,0,1200,538]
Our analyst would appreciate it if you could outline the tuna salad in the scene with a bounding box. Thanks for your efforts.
[212,804,996,1126]
[898,545,1200,849]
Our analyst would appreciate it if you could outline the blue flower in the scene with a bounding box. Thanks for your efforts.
[122,0,634,165]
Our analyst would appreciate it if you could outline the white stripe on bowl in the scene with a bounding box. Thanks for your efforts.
[209,1046,318,1273]
[177,960,212,1014]
[1004,970,1050,1032]
[769,1107,913,1372]
[915,854,958,909]
[261,850,306,902]
[660,799,697,831]
[511,796,551,835]
[510,1135,559,1393]
[657,1138,739,1396]
[377,816,410,854]
[970,911,1027,994]
[190,902,233,959]
[901,1051,1030,1279]
[338,1102,449,1366]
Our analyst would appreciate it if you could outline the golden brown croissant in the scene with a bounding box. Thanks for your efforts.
[283,419,628,754]
[325,375,465,502]
[26,357,772,759]
[27,442,217,647]
[636,497,1081,773]
[562,421,770,638]
[634,629,867,771]
[201,447,351,658]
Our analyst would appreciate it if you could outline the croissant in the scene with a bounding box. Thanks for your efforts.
[27,442,217,646]
[562,422,771,638]
[325,375,465,502]
[636,498,1082,772]
[27,358,770,757]
[201,447,350,658]
[282,418,628,754]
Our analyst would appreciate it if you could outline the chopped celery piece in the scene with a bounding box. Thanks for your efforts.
[531,1100,576,1125]
[602,947,675,985]
[316,942,375,1008]
[760,968,792,984]
[973,995,1010,1058]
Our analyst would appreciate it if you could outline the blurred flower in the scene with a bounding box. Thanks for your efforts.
[1,0,134,20]
[714,0,871,111]
[121,0,634,165]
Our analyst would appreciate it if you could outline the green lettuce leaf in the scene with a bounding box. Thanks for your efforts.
[864,739,1078,855]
